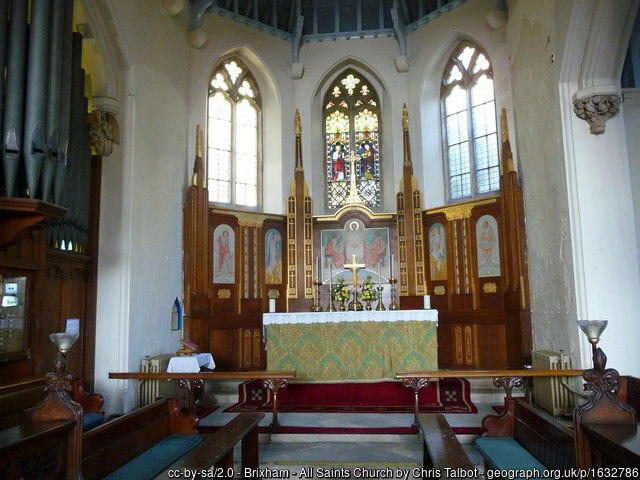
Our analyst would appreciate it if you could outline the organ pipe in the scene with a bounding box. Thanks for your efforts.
[3,0,28,197]
[0,0,92,252]
[42,0,65,203]
[55,0,74,205]
[24,0,51,199]
[0,1,10,151]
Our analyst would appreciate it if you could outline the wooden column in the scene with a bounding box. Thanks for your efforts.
[183,126,210,347]
[287,111,314,310]
[396,104,425,306]
[498,109,532,366]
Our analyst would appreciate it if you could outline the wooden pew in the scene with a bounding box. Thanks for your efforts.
[0,378,83,479]
[620,375,640,414]
[155,412,264,479]
[396,369,584,427]
[417,414,476,478]
[0,377,105,431]
[82,397,200,480]
[476,397,576,471]
[574,367,638,471]
[0,418,78,479]
[109,370,295,431]
[82,397,263,480]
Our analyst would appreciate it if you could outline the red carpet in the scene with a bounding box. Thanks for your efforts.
[224,378,476,414]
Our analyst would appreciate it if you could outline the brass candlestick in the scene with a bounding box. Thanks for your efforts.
[326,288,336,312]
[311,281,323,312]
[388,278,399,310]
[375,285,385,311]
[348,285,364,311]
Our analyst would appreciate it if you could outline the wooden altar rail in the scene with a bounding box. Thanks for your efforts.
[109,371,295,431]
[396,369,585,427]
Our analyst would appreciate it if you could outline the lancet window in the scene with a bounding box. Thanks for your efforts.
[324,70,381,209]
[442,42,499,201]
[207,58,261,207]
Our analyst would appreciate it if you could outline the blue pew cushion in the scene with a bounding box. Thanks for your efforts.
[82,413,104,431]
[103,434,203,480]
[475,437,547,479]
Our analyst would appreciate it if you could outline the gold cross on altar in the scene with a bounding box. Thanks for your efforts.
[344,254,365,286]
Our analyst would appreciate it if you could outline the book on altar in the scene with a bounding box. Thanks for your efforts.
[177,339,199,356]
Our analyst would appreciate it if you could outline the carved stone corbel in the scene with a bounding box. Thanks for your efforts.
[88,97,121,156]
[573,93,621,135]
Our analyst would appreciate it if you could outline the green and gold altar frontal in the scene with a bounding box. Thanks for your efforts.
[263,310,438,381]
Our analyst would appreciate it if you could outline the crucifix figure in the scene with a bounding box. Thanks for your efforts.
[344,254,365,286]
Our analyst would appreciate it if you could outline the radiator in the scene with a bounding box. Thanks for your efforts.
[138,354,176,408]
[532,350,575,416]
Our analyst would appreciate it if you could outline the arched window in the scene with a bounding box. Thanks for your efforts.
[207,58,261,207]
[323,69,381,209]
[441,42,499,201]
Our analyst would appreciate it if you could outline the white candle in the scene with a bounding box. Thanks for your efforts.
[377,262,381,285]
[315,257,320,281]
[269,298,276,313]
[390,254,394,278]
[329,262,333,289]
[423,295,431,310]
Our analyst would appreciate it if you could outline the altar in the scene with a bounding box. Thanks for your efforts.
[263,310,438,381]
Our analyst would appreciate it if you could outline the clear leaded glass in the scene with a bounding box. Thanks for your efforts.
[442,43,499,201]
[208,58,261,207]
[324,69,381,209]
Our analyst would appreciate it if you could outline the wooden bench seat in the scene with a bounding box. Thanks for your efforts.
[418,413,476,477]
[475,397,575,475]
[155,412,264,478]
[82,397,201,480]
[82,397,264,480]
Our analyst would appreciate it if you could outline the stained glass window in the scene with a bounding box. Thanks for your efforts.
[207,58,261,207]
[324,69,381,209]
[442,42,499,201]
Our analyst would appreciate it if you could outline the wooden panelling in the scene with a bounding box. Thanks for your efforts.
[209,328,264,371]
[0,241,93,386]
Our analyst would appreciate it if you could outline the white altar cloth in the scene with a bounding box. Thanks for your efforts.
[263,309,438,326]
[166,353,215,373]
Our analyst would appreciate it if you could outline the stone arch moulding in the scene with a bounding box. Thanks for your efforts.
[79,0,129,101]
[313,57,390,104]
[206,45,283,211]
[214,45,282,109]
[570,0,637,134]
[79,0,130,153]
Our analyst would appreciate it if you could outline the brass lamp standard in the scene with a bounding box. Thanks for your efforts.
[577,320,607,370]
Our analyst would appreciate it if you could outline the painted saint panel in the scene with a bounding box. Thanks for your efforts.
[213,224,235,284]
[265,229,283,284]
[429,223,447,281]
[321,221,390,284]
[476,214,501,277]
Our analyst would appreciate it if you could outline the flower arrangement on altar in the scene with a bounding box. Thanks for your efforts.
[360,276,377,302]
[332,278,351,302]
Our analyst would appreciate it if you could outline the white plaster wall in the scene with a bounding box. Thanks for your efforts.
[298,38,405,214]
[624,89,640,269]
[407,0,511,209]
[506,0,578,356]
[558,0,640,375]
[94,0,190,415]
[189,15,411,215]
[188,15,293,215]
[565,97,640,374]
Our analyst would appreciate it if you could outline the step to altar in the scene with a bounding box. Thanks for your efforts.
[203,376,518,406]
